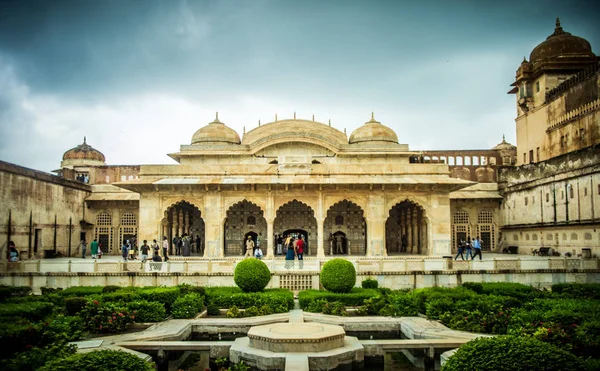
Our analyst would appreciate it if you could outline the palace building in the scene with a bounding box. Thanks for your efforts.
[1,19,599,261]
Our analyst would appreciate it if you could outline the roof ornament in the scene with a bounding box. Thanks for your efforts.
[328,119,331,126]
[344,128,346,135]
[503,134,506,142]
[258,119,261,127]
[243,126,246,134]
[212,111,221,124]
[83,136,87,144]
[552,17,565,35]
[312,114,315,121]
[275,113,278,122]
[294,111,296,119]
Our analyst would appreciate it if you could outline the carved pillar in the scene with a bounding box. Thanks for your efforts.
[411,208,418,253]
[266,218,274,257]
[407,207,413,252]
[317,193,325,257]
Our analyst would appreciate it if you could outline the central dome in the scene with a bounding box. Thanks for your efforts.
[191,114,241,145]
[349,114,398,144]
[62,137,106,163]
[529,18,595,64]
[241,118,348,150]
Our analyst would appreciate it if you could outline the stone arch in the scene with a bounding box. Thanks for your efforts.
[162,197,204,218]
[223,197,267,220]
[224,200,267,257]
[274,200,317,256]
[163,200,204,256]
[385,199,427,255]
[324,196,368,214]
[324,200,366,256]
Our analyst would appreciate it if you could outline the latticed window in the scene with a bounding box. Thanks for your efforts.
[121,212,137,226]
[478,210,493,224]
[247,216,256,225]
[96,212,112,226]
[453,211,470,224]
[335,215,344,226]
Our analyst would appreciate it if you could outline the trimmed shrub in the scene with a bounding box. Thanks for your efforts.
[361,279,378,289]
[0,302,55,322]
[298,288,378,309]
[243,306,260,317]
[1,342,76,371]
[65,297,87,316]
[80,300,133,333]
[101,290,142,303]
[226,305,242,318]
[0,321,42,359]
[102,285,121,293]
[234,259,271,292]
[0,286,32,302]
[207,303,220,316]
[178,283,206,296]
[59,286,104,297]
[138,287,180,313]
[38,349,155,371]
[320,258,356,293]
[40,315,83,344]
[441,335,586,371]
[40,287,63,295]
[171,293,204,319]
[126,300,166,322]
[552,283,600,300]
[206,287,293,312]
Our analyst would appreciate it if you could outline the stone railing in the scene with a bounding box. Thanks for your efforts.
[547,98,600,131]
[1,257,598,275]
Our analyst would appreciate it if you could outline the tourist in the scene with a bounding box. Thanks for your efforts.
[245,236,254,258]
[8,241,18,262]
[335,234,344,254]
[254,245,263,259]
[401,234,408,253]
[162,236,169,261]
[285,236,295,269]
[455,238,465,260]
[182,234,191,257]
[472,236,483,260]
[283,234,290,255]
[177,237,183,256]
[90,238,99,259]
[98,243,103,259]
[171,235,178,255]
[128,240,135,260]
[256,233,261,256]
[150,239,159,256]
[296,235,305,269]
[80,239,87,259]
[152,251,162,262]
[121,241,129,262]
[195,234,201,254]
[140,240,150,262]
[276,234,283,255]
[465,236,473,260]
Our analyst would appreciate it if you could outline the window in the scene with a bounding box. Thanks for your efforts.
[523,153,526,163]
[546,193,549,202]
[536,81,540,92]
[529,150,534,163]
[580,128,586,141]
[536,147,540,162]
[561,191,564,199]
[454,211,470,224]
[335,215,344,226]
[584,188,588,196]
[525,197,528,206]
[247,216,256,225]
[570,186,574,199]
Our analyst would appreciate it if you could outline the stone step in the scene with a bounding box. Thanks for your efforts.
[285,354,309,371]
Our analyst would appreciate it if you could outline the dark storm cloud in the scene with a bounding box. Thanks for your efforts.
[0,0,599,170]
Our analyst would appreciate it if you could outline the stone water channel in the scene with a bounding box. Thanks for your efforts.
[72,311,485,371]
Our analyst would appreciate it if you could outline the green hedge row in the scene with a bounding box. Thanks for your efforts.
[205,287,293,312]
[298,288,379,309]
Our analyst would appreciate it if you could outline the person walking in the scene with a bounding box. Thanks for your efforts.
[8,241,19,262]
[245,236,254,258]
[254,245,263,259]
[121,241,129,262]
[276,234,283,255]
[465,237,473,260]
[296,235,305,269]
[472,236,483,260]
[80,239,87,259]
[172,235,180,255]
[455,238,465,260]
[140,240,150,262]
[162,237,169,261]
[90,238,99,259]
[285,236,295,269]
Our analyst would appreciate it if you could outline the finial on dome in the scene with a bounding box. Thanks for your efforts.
[553,17,564,34]
[328,119,331,126]
[275,113,278,122]
[344,128,346,135]
[258,119,261,126]
[503,134,506,142]
[83,136,87,144]
[243,126,246,134]
[371,112,375,120]
[294,111,296,119]
[211,112,222,124]
[312,114,314,121]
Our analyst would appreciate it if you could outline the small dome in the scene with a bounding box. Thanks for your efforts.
[191,113,240,145]
[492,135,516,150]
[62,137,106,162]
[349,113,398,144]
[529,18,595,64]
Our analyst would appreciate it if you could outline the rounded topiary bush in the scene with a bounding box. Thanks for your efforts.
[320,258,356,293]
[39,349,155,371]
[442,335,586,371]
[234,258,271,292]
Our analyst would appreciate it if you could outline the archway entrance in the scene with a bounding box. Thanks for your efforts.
[224,200,267,257]
[330,231,347,255]
[324,200,366,255]
[162,201,204,257]
[386,200,427,255]
[275,200,317,256]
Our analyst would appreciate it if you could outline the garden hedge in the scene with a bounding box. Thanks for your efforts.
[38,349,155,371]
[442,335,586,371]
[205,287,293,312]
[298,288,378,309]
[234,259,271,292]
[320,258,356,293]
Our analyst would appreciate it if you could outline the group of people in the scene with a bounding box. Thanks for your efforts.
[171,234,202,257]
[455,236,484,260]
[8,241,18,262]
[80,239,102,259]
[75,174,89,183]
[245,235,263,259]
[245,233,305,268]
[121,236,169,262]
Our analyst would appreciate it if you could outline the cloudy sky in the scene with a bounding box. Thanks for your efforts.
[1,0,598,172]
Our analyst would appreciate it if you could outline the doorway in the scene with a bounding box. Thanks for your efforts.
[332,231,347,254]
[244,231,258,255]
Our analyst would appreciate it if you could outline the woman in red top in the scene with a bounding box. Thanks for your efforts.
[295,236,305,269]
